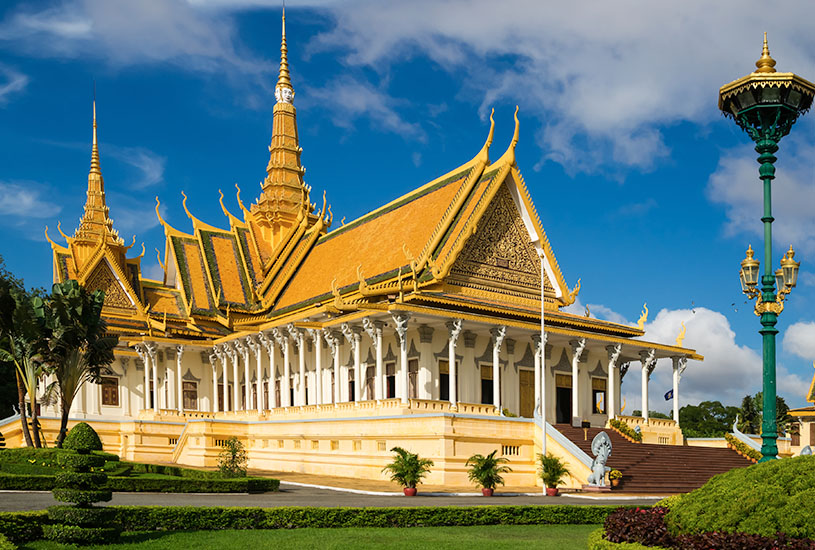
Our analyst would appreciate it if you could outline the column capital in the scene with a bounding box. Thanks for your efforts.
[391,312,411,345]
[446,319,463,344]
[606,343,622,363]
[362,317,383,344]
[340,322,362,346]
[569,338,586,360]
[144,341,158,359]
[490,326,506,349]
[245,335,261,356]
[640,348,657,379]
[233,339,247,356]
[271,327,287,350]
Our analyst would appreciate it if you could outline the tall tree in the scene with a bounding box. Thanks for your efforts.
[40,280,118,448]
[737,394,761,434]
[678,400,741,438]
[0,256,26,423]
[0,277,48,447]
[751,391,792,435]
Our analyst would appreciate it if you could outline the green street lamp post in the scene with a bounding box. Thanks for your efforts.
[719,34,813,461]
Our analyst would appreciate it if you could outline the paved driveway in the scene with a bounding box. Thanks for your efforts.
[2,484,662,511]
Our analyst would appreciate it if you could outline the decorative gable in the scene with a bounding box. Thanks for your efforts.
[448,183,552,297]
[85,259,137,313]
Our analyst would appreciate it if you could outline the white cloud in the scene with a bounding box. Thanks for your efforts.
[106,145,166,189]
[105,193,162,235]
[783,321,815,360]
[707,133,815,254]
[306,0,815,173]
[305,76,426,141]
[0,0,270,76]
[564,298,632,326]
[0,63,28,105]
[623,307,807,412]
[0,181,62,220]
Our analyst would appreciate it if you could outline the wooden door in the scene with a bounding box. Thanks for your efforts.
[519,369,534,418]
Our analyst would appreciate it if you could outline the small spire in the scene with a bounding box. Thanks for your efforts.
[275,6,294,102]
[755,32,777,74]
[90,95,101,175]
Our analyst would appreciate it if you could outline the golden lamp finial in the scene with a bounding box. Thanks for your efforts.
[755,32,777,74]
[275,6,294,103]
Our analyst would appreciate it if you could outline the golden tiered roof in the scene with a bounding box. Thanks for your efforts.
[48,11,685,350]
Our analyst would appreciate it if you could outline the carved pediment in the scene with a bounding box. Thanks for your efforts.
[448,183,552,296]
[85,259,137,312]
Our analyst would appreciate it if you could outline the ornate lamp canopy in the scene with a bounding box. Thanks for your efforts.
[739,245,760,293]
[719,33,815,142]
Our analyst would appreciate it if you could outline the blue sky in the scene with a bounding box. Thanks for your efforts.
[2,0,815,412]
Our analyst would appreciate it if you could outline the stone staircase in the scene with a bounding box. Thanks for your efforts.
[554,424,754,493]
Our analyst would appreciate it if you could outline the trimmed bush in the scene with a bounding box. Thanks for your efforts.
[62,423,103,452]
[54,471,107,489]
[0,533,13,550]
[609,419,642,442]
[666,455,815,540]
[604,507,673,547]
[724,433,761,462]
[41,524,120,545]
[0,474,55,491]
[587,528,666,550]
[57,452,106,470]
[0,511,47,543]
[0,473,279,493]
[47,505,118,526]
[52,488,113,506]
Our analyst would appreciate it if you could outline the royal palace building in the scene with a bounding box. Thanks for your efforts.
[10,14,705,488]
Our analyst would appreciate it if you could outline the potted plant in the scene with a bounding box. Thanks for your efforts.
[609,469,622,488]
[466,450,512,496]
[382,446,433,496]
[538,452,571,496]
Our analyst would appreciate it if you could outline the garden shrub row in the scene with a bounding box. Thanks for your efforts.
[0,474,278,493]
[609,419,642,442]
[587,528,665,550]
[0,505,623,544]
[723,433,761,462]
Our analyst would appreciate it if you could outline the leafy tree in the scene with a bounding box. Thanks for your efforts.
[750,392,792,435]
[0,257,27,427]
[217,437,248,477]
[737,394,761,434]
[40,280,118,448]
[632,410,672,419]
[0,270,49,447]
[679,401,740,438]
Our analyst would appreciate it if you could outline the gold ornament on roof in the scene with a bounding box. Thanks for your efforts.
[676,321,686,347]
[637,302,648,330]
[755,32,777,74]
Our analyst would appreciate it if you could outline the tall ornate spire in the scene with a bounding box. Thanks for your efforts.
[755,32,777,74]
[73,99,123,247]
[252,8,313,250]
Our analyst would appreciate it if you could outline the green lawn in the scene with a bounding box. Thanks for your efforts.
[22,525,600,550]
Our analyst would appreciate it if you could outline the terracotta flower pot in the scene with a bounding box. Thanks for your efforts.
[611,479,620,488]
[481,488,494,497]
[545,487,559,497]
[403,487,417,496]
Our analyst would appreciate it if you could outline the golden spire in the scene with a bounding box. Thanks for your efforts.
[90,98,101,175]
[276,5,293,97]
[755,32,777,74]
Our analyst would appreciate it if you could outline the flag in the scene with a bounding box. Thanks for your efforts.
[664,389,674,401]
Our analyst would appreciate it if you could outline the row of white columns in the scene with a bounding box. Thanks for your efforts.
[134,342,186,413]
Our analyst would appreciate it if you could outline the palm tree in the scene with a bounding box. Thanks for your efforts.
[0,283,47,447]
[466,450,512,491]
[381,447,434,489]
[40,280,118,448]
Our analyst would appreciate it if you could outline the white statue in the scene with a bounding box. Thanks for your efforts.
[587,431,612,487]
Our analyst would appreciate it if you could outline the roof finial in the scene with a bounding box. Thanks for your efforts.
[755,31,777,74]
[90,83,101,175]
[275,5,294,103]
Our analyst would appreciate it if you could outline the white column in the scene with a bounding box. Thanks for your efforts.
[225,344,238,411]
[234,340,249,411]
[569,338,586,423]
[392,313,411,404]
[247,336,261,410]
[259,332,277,409]
[639,349,656,423]
[606,343,622,423]
[146,342,158,412]
[273,328,291,407]
[208,351,218,413]
[363,319,384,400]
[216,345,229,412]
[491,327,506,411]
[533,335,541,416]
[287,324,306,406]
[446,319,462,408]
[672,356,687,426]
[323,329,340,404]
[311,330,323,406]
[135,345,148,411]
[175,345,184,413]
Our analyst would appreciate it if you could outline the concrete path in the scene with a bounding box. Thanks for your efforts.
[2,484,663,512]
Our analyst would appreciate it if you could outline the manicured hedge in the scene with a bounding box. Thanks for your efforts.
[0,505,624,544]
[666,455,815,540]
[724,433,761,462]
[587,528,666,550]
[609,419,642,442]
[0,473,279,493]
[0,533,13,550]
[62,422,103,451]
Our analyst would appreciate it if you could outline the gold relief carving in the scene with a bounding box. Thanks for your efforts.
[85,261,135,311]
[449,184,552,294]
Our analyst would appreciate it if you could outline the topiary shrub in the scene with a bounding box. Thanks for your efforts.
[44,429,119,546]
[666,455,815,540]
[604,507,673,548]
[62,423,103,452]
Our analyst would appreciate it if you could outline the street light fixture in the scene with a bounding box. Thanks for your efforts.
[721,34,815,462]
